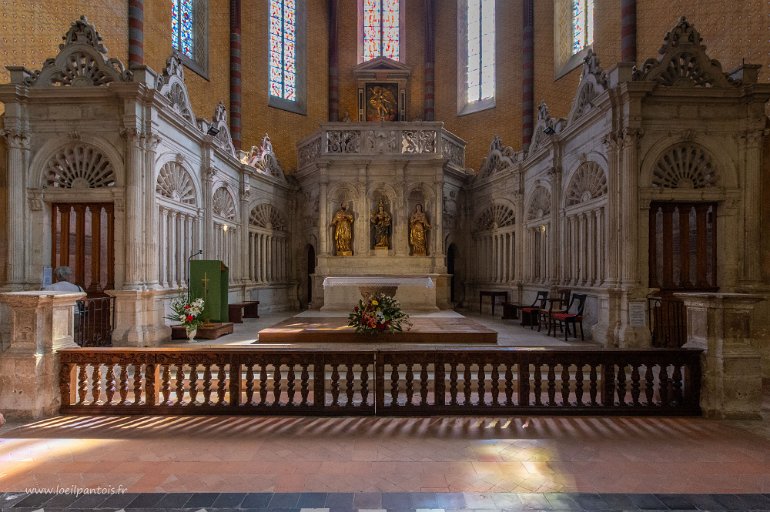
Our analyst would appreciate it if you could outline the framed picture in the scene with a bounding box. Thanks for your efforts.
[365,82,399,122]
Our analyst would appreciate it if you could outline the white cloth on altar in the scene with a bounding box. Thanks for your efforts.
[322,276,434,288]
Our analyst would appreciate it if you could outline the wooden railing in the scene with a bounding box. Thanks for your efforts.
[74,296,115,347]
[59,347,702,416]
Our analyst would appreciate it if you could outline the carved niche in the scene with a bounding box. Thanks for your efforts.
[565,161,608,206]
[212,187,237,220]
[352,57,411,122]
[249,203,286,231]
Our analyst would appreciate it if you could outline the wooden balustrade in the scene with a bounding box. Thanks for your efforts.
[59,347,701,416]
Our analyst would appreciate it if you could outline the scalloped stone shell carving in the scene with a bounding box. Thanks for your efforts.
[45,143,116,188]
[249,203,285,230]
[652,144,717,189]
[475,204,515,231]
[527,186,551,220]
[156,162,196,204]
[212,188,236,220]
[566,161,607,206]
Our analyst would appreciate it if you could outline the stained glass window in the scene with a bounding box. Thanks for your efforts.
[270,0,297,101]
[572,0,594,54]
[465,0,495,103]
[363,0,400,61]
[172,0,194,59]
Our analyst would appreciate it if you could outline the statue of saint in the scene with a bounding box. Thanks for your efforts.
[371,200,392,249]
[331,205,354,256]
[409,204,431,256]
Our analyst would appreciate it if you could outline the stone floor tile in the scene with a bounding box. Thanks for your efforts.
[297,493,328,508]
[268,492,302,509]
[8,493,54,509]
[99,491,139,509]
[154,492,193,508]
[124,492,166,508]
[241,493,275,508]
[381,492,414,509]
[352,492,382,509]
[183,492,220,508]
[212,492,247,508]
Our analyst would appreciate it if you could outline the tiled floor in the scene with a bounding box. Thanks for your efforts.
[1,312,769,510]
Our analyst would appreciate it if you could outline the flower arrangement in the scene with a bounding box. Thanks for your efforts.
[165,294,206,328]
[348,292,412,334]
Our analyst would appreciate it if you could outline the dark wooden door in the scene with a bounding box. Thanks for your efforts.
[307,244,316,306]
[51,203,115,295]
[648,202,717,347]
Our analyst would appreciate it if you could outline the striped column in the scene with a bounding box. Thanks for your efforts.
[230,0,242,150]
[522,0,535,146]
[423,0,436,121]
[328,0,339,121]
[621,0,637,63]
[128,0,144,68]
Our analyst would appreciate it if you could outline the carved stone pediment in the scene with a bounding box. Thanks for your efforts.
[352,56,412,78]
[156,55,196,125]
[240,133,286,181]
[567,50,608,125]
[478,135,518,178]
[529,102,565,154]
[632,17,735,88]
[199,102,236,157]
[24,16,132,87]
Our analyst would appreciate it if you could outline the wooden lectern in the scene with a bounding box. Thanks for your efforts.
[190,260,229,322]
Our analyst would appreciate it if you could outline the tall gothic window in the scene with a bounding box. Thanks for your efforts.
[270,0,297,101]
[457,0,495,114]
[362,0,400,61]
[268,0,306,113]
[554,0,593,78]
[571,0,594,53]
[171,0,208,77]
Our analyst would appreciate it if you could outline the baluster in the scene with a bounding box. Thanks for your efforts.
[490,364,500,406]
[300,364,310,406]
[203,363,213,405]
[659,364,669,406]
[346,364,355,406]
[616,364,627,406]
[161,364,171,405]
[390,364,399,406]
[77,365,87,404]
[449,363,458,405]
[105,364,115,405]
[589,364,598,406]
[672,364,683,406]
[118,363,128,405]
[561,364,570,406]
[603,363,616,407]
[92,364,102,405]
[175,364,185,405]
[145,363,156,406]
[288,364,297,406]
[463,364,472,406]
[631,364,641,406]
[547,364,556,406]
[259,364,268,405]
[575,364,584,406]
[217,364,226,406]
[133,364,143,405]
[504,363,513,406]
[477,364,486,406]
[360,364,369,406]
[533,363,542,406]
[273,364,282,406]
[405,363,415,406]
[189,364,199,404]
[246,364,255,405]
[60,362,72,407]
[644,364,654,405]
[519,362,530,407]
[420,364,429,406]
[331,363,340,406]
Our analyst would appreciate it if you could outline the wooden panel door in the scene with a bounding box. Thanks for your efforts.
[51,203,115,294]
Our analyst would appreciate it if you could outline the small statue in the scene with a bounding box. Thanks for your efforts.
[368,85,396,122]
[371,200,392,249]
[409,204,431,256]
[331,204,354,256]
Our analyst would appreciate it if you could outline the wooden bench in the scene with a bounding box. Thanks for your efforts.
[228,301,260,323]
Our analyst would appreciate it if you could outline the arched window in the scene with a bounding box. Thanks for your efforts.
[554,0,593,78]
[362,0,400,61]
[571,0,594,53]
[269,0,306,114]
[171,0,208,76]
[458,0,495,115]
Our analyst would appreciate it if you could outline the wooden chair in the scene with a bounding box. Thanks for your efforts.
[549,293,588,341]
[539,289,571,333]
[519,291,548,329]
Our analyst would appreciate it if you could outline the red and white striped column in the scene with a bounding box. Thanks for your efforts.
[423,0,435,121]
[621,0,637,63]
[128,0,144,68]
[522,0,535,146]
[230,0,242,150]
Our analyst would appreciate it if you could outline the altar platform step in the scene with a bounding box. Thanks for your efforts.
[257,311,497,344]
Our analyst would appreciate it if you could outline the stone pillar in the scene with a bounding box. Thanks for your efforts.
[203,168,215,257]
[740,131,763,286]
[328,0,339,121]
[240,187,250,285]
[423,0,435,121]
[620,0,636,63]
[128,0,144,68]
[521,0,535,146]
[0,129,29,288]
[676,292,765,419]
[319,178,329,255]
[0,291,82,419]
[144,135,160,288]
[123,129,145,289]
[230,0,242,149]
